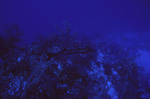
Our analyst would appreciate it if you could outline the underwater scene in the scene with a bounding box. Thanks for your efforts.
[0,0,150,99]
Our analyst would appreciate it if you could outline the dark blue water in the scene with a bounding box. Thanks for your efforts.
[0,0,150,98]
[0,0,150,42]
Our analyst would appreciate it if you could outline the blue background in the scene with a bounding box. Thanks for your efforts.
[0,0,150,42]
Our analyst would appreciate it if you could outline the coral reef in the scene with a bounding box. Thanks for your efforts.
[0,25,150,99]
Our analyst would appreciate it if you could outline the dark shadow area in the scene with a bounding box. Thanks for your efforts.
[0,24,150,98]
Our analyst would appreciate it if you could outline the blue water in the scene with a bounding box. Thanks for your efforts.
[0,0,150,98]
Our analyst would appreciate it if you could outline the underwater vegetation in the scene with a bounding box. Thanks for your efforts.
[0,24,150,99]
